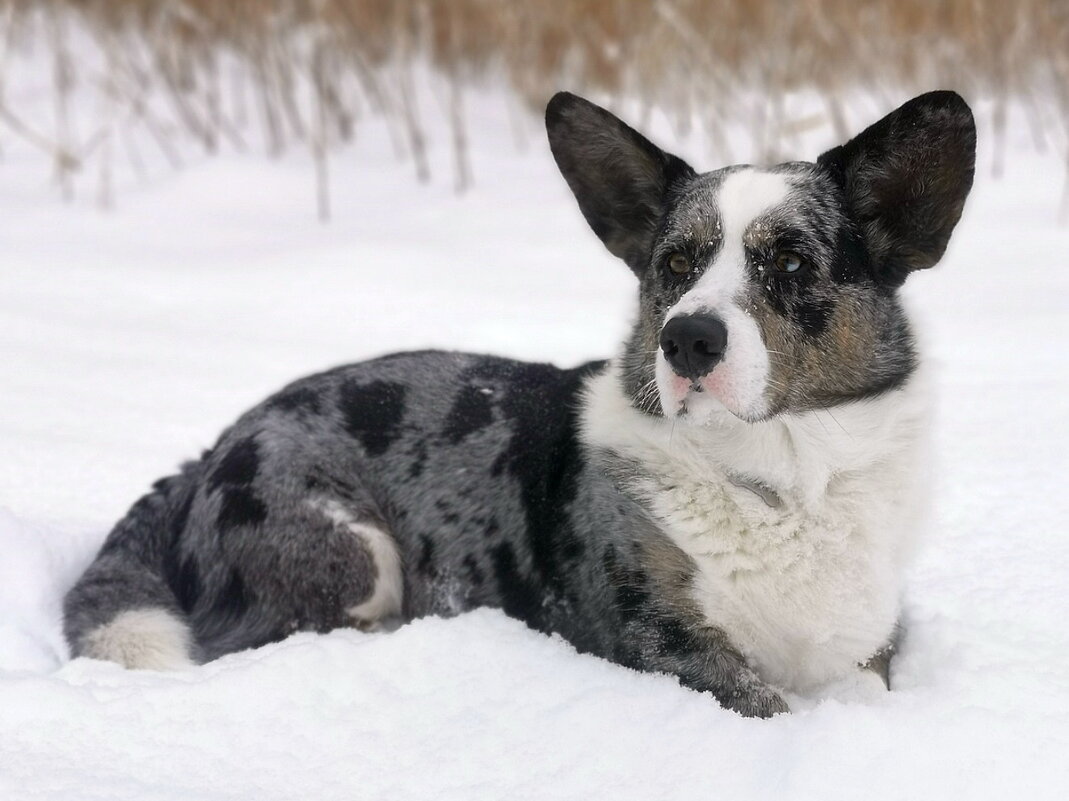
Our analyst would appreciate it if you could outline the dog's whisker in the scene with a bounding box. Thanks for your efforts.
[820,405,853,438]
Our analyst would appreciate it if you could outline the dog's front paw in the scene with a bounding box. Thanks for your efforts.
[820,668,890,705]
[720,684,790,718]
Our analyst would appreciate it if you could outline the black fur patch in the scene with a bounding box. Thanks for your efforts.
[338,380,407,457]
[408,440,428,479]
[462,555,484,586]
[829,226,870,284]
[490,541,543,627]
[417,535,437,578]
[169,556,202,613]
[759,263,833,338]
[211,567,250,624]
[208,438,260,492]
[441,385,494,443]
[795,297,834,337]
[482,359,605,588]
[217,487,268,532]
[169,487,195,543]
[657,617,700,658]
[161,485,199,611]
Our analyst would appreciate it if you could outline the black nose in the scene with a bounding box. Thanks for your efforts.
[660,314,728,381]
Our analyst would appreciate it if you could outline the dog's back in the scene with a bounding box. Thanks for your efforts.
[64,352,619,664]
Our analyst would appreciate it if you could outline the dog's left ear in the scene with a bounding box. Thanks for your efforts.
[546,92,696,275]
[818,91,976,286]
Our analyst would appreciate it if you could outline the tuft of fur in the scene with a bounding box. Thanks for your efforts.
[81,608,195,670]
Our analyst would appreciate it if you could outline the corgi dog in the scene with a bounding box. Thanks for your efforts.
[64,90,975,716]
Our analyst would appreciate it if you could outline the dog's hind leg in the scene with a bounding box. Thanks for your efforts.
[64,475,199,670]
[316,500,404,632]
[191,494,405,659]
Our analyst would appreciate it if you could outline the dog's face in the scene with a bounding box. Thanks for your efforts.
[547,92,975,422]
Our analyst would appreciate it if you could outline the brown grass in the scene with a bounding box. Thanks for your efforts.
[1,0,1067,217]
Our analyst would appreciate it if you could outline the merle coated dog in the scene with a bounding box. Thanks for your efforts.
[64,90,975,717]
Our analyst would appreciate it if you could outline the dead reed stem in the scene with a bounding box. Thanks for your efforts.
[0,0,1065,216]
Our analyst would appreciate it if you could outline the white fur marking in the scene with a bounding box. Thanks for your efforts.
[315,500,404,629]
[82,608,195,670]
[582,364,931,693]
[659,169,792,420]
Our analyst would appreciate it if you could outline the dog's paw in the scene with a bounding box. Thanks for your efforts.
[822,668,890,704]
[720,685,790,718]
[785,668,890,713]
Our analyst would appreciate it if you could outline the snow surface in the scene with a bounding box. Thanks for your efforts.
[1,81,1068,799]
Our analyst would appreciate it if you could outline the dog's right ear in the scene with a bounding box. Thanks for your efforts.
[546,92,696,275]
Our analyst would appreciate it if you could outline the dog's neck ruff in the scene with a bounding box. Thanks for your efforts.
[581,360,930,512]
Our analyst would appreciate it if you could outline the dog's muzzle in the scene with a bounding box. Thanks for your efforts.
[660,314,728,382]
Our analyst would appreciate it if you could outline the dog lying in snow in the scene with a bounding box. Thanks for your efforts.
[64,90,975,717]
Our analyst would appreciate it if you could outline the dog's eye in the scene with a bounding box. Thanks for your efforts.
[773,250,806,274]
[667,253,691,276]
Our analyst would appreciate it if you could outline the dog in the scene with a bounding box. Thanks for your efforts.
[63,90,975,717]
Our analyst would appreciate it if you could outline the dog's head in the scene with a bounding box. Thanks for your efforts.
[546,91,975,423]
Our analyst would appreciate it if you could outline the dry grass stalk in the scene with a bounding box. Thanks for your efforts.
[0,0,1064,215]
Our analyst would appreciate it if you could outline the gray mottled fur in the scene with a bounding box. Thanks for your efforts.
[65,351,785,716]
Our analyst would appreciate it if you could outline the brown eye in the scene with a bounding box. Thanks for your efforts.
[774,250,805,274]
[668,253,691,275]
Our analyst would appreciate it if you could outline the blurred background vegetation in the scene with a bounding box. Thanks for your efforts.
[1,0,1067,218]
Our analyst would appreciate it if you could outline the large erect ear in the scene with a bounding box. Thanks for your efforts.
[546,92,696,275]
[817,91,976,286]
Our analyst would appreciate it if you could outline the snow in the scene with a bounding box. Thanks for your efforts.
[2,77,1068,799]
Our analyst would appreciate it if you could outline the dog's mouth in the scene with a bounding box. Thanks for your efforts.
[656,359,771,424]
[659,369,728,418]
[674,381,704,417]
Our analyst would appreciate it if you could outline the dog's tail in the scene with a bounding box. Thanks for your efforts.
[63,464,200,669]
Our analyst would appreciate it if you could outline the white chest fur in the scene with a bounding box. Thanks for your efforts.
[581,366,931,693]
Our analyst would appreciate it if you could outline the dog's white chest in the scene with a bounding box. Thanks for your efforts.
[581,367,929,694]
[646,469,908,691]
